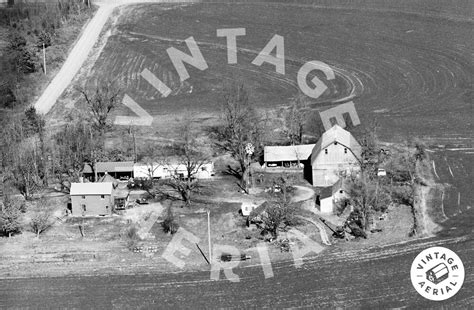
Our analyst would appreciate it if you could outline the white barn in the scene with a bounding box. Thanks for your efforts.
[309,125,361,187]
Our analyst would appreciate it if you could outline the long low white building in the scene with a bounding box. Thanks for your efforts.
[263,144,315,168]
[133,162,215,180]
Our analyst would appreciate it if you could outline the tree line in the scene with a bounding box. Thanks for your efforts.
[0,0,93,108]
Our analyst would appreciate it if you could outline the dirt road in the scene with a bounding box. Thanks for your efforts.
[34,0,194,115]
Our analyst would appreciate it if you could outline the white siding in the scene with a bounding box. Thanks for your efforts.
[318,197,334,214]
[311,143,359,186]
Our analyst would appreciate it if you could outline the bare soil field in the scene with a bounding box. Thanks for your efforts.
[50,1,473,144]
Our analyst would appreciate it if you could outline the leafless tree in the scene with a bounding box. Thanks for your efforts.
[345,171,391,230]
[10,143,42,200]
[259,174,298,239]
[163,120,208,207]
[78,82,120,133]
[213,83,266,193]
[283,94,306,145]
[386,141,428,236]
[52,119,106,188]
[138,144,165,180]
[30,198,52,238]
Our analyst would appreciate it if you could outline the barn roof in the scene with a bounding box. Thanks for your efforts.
[98,173,119,188]
[70,182,113,195]
[82,161,135,174]
[318,186,333,200]
[311,125,361,162]
[332,178,350,195]
[264,144,315,162]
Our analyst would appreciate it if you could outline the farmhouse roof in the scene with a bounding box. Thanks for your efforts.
[70,182,114,196]
[264,144,315,162]
[82,161,135,174]
[311,125,361,162]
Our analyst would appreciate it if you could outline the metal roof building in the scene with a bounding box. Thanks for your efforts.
[310,125,361,163]
[70,182,114,196]
[264,144,315,168]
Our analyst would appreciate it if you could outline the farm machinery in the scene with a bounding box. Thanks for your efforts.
[319,218,346,239]
[319,211,368,240]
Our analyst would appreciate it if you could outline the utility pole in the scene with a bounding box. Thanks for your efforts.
[133,129,137,163]
[42,43,46,75]
[207,209,212,262]
[128,125,137,162]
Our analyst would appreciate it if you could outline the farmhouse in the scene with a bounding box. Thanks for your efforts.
[305,124,361,187]
[83,161,134,181]
[264,144,315,168]
[316,178,349,214]
[69,182,114,217]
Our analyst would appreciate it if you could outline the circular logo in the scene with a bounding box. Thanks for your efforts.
[410,246,465,301]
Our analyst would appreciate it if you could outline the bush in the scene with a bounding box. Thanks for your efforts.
[30,201,52,237]
[37,30,53,48]
[1,199,23,237]
[7,32,39,74]
[123,225,140,250]
[161,206,179,234]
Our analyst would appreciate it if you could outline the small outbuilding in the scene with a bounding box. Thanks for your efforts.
[70,182,114,217]
[240,202,259,216]
[83,161,134,181]
[315,178,349,214]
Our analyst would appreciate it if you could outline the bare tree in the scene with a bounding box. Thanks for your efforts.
[283,94,306,145]
[138,144,165,180]
[387,142,428,236]
[10,143,42,200]
[213,83,266,193]
[345,172,391,230]
[135,144,167,198]
[259,175,298,239]
[52,119,106,187]
[30,198,52,238]
[78,82,120,133]
[163,120,208,207]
